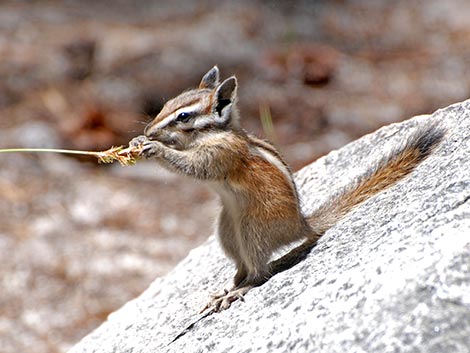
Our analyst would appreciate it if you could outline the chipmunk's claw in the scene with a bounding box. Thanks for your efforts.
[129,135,149,148]
[200,287,250,313]
[140,140,163,159]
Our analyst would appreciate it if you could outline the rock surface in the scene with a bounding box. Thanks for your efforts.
[69,100,470,353]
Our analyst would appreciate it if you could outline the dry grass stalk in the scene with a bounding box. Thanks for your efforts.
[94,145,142,166]
[0,144,143,166]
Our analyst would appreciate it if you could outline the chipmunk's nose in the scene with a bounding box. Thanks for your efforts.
[144,122,158,139]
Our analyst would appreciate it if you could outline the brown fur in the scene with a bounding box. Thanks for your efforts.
[131,66,444,312]
[308,125,444,235]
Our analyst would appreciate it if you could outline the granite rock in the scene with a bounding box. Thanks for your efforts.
[69,99,470,353]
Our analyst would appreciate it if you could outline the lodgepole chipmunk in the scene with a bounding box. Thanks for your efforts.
[130,66,444,313]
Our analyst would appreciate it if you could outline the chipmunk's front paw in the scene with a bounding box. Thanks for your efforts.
[129,135,149,148]
[140,140,163,159]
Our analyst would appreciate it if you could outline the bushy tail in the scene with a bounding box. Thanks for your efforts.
[269,124,444,275]
[307,124,444,235]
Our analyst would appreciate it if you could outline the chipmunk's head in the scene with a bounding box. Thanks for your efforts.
[144,66,239,149]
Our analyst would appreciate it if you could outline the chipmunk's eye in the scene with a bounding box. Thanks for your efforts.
[176,112,192,123]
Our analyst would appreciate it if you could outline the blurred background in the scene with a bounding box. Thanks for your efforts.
[0,0,469,352]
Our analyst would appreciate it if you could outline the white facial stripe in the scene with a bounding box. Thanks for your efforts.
[155,112,176,129]
[256,147,294,186]
[193,116,214,129]
[175,103,202,117]
[155,102,202,129]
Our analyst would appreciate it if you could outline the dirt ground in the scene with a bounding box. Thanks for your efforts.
[0,1,469,352]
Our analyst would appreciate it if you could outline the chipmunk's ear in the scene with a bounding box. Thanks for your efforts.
[215,76,237,114]
[199,66,219,89]
[214,76,238,125]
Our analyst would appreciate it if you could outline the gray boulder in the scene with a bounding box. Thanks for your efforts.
[69,99,470,353]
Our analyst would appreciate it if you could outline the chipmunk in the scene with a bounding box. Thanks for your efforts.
[129,66,444,313]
